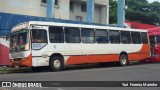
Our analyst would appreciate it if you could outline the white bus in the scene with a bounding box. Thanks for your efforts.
[10,21,150,71]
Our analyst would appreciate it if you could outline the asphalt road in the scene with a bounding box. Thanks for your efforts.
[0,63,160,90]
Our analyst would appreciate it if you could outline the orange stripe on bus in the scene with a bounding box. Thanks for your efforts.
[66,44,150,65]
[128,53,150,61]
[128,44,150,60]
[66,54,119,65]
[138,44,150,53]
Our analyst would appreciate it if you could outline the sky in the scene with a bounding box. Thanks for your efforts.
[147,0,160,3]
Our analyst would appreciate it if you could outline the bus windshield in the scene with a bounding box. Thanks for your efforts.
[150,36,156,46]
[156,36,160,43]
[10,29,29,52]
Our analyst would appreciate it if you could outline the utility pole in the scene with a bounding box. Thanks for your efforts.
[87,0,95,23]
[47,0,55,18]
[117,0,125,27]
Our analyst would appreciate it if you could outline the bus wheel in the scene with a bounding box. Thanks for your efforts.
[119,54,128,66]
[49,56,64,72]
[31,67,42,72]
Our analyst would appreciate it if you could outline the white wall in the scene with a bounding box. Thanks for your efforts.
[0,0,70,20]
[0,0,46,17]
[0,0,109,24]
[69,0,109,24]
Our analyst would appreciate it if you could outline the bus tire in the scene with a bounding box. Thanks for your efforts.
[119,54,128,66]
[49,56,64,72]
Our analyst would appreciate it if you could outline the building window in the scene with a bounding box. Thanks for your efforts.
[42,0,46,3]
[49,26,64,43]
[76,16,83,21]
[41,0,58,7]
[65,27,80,43]
[81,28,95,43]
[81,4,86,12]
[109,30,120,44]
[55,0,58,6]
[131,32,141,44]
[95,29,109,43]
[70,1,74,11]
[121,31,131,44]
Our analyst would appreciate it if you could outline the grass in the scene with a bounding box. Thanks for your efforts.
[0,67,31,74]
[0,67,10,74]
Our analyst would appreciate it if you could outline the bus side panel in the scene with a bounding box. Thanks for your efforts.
[65,54,119,65]
[128,53,150,61]
[128,44,150,60]
[66,44,150,65]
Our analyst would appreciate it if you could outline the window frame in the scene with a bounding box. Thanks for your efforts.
[95,29,109,44]
[109,30,121,44]
[49,26,64,43]
[70,1,74,11]
[131,32,142,44]
[41,0,58,7]
[31,29,48,43]
[81,28,95,43]
[81,3,87,12]
[31,29,48,50]
[141,32,148,44]
[150,36,156,45]
[121,31,131,44]
[64,27,81,43]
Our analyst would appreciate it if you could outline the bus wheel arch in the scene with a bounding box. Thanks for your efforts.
[49,53,64,72]
[119,52,128,66]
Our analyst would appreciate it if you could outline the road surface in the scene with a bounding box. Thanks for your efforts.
[0,63,160,90]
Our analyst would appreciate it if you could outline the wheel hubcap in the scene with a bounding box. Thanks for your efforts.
[121,56,126,65]
[53,60,61,69]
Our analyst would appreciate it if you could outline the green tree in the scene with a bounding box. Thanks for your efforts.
[109,0,117,24]
[125,0,160,26]
[109,0,160,26]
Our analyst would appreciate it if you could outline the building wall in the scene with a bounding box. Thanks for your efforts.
[0,0,109,24]
[0,0,45,17]
[70,0,109,24]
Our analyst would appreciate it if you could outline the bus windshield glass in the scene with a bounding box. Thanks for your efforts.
[156,36,160,43]
[10,29,29,52]
[150,36,156,45]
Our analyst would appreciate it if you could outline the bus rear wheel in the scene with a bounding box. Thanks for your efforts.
[49,56,64,72]
[119,54,128,66]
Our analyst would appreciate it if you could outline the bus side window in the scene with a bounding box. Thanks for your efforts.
[141,32,148,44]
[131,32,141,44]
[31,29,48,43]
[121,31,131,44]
[109,30,120,44]
[49,26,64,43]
[81,28,95,43]
[95,29,109,43]
[65,27,80,43]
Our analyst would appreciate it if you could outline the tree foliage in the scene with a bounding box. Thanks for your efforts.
[109,0,117,24]
[109,0,160,26]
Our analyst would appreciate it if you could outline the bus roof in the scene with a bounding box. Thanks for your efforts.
[148,27,160,36]
[30,21,147,32]
[12,21,148,32]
